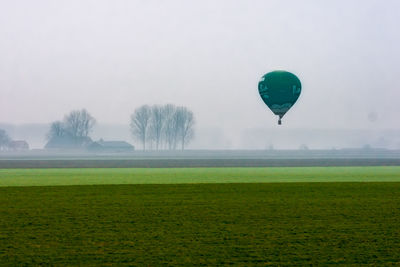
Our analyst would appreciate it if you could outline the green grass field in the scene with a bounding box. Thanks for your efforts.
[0,167,400,265]
[1,166,400,186]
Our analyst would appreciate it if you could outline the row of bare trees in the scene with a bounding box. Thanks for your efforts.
[44,105,195,150]
[130,104,195,151]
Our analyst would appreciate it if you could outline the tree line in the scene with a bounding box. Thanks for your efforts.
[130,104,195,151]
[0,129,11,151]
[43,105,195,150]
[47,109,96,140]
[0,129,30,151]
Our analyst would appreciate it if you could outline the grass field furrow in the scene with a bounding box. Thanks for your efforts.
[0,183,399,265]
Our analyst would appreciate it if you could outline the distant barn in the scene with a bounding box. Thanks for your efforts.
[45,136,92,149]
[9,140,29,151]
[88,140,134,152]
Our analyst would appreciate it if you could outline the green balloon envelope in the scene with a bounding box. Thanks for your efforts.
[258,70,301,124]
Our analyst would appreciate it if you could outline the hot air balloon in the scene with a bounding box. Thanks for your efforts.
[258,70,301,125]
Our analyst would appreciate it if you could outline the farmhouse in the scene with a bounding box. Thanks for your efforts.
[9,140,29,151]
[45,136,92,149]
[88,140,134,152]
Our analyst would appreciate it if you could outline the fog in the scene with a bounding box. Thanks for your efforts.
[1,0,400,149]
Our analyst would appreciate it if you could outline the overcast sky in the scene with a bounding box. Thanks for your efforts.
[1,0,399,131]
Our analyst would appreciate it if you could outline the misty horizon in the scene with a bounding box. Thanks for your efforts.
[1,122,400,150]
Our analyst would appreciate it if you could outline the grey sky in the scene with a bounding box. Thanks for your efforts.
[1,0,399,131]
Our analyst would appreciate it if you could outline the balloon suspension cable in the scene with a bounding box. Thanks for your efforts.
[278,115,282,125]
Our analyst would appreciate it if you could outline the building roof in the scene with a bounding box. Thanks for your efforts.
[97,141,134,148]
[45,136,92,149]
[87,140,134,150]
[9,140,29,150]
[10,140,29,146]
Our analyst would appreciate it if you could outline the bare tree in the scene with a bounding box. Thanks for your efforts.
[46,121,66,140]
[0,129,11,151]
[149,105,164,150]
[45,110,96,149]
[130,105,151,151]
[162,104,178,150]
[64,109,96,138]
[175,107,195,150]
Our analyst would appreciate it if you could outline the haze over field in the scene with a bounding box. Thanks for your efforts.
[1,0,399,149]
